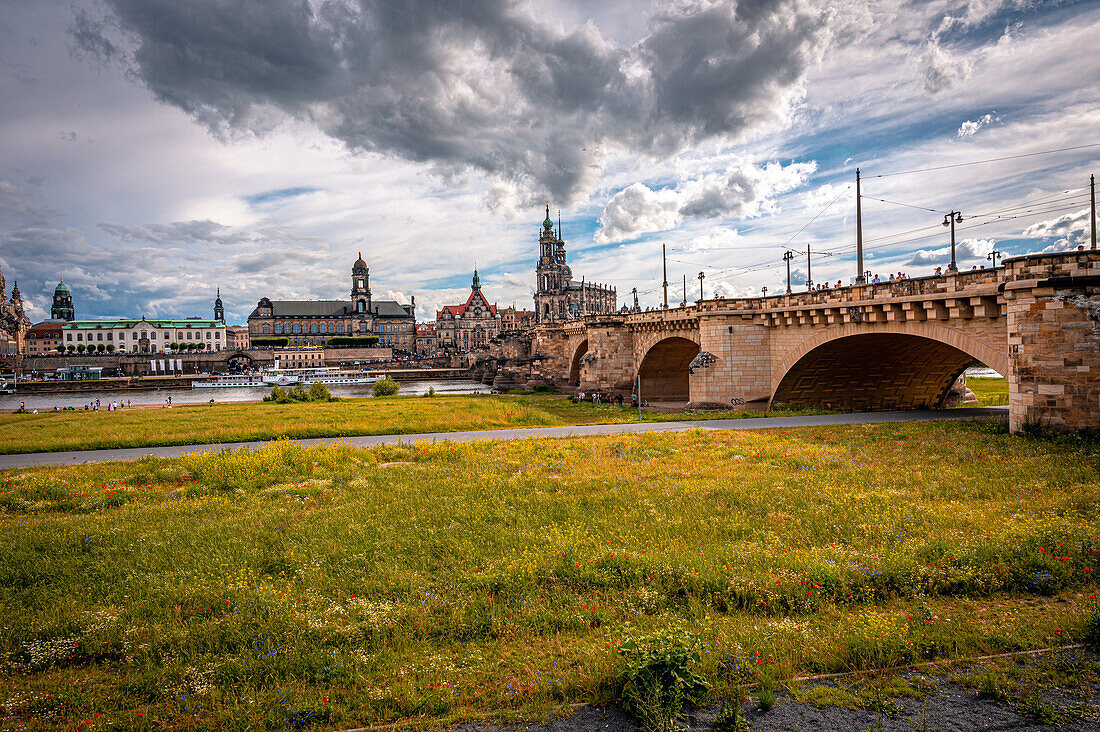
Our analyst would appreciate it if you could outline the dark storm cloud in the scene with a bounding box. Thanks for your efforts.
[74,0,829,203]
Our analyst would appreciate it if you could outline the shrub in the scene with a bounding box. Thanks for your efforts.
[1085,605,1100,652]
[373,377,400,397]
[105,344,115,353]
[307,382,336,402]
[619,629,708,731]
[325,336,381,347]
[251,337,290,348]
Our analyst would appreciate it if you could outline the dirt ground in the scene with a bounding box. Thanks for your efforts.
[453,649,1100,732]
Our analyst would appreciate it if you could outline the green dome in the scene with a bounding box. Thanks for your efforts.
[54,280,70,294]
[543,203,554,230]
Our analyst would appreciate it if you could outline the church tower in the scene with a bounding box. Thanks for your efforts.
[51,278,74,321]
[351,252,371,313]
[213,287,225,322]
[534,204,570,323]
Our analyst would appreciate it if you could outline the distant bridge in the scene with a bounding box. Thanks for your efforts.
[516,251,1099,434]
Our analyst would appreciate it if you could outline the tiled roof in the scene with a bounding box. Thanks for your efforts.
[63,318,222,329]
[437,289,497,319]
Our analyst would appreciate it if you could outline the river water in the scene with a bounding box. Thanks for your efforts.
[0,378,489,410]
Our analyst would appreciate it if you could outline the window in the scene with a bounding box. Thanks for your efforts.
[275,324,282,334]
[336,323,344,333]
[214,331,220,339]
[77,333,83,341]
[97,333,103,341]
[310,323,317,334]
[186,332,192,340]
[359,323,366,333]
[262,326,270,334]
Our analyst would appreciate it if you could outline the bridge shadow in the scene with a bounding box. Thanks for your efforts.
[640,337,699,401]
[772,333,975,411]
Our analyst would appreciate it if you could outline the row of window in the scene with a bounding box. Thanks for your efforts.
[282,336,411,346]
[66,330,222,342]
[261,321,412,335]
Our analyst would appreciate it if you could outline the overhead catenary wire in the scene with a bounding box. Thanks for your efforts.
[870,143,1100,178]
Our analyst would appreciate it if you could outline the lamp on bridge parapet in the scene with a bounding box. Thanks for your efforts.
[988,249,1003,268]
[943,211,963,272]
[698,271,705,302]
[783,251,795,294]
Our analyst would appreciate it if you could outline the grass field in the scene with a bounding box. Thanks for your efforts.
[1,419,1097,730]
[0,394,824,455]
[966,377,1009,406]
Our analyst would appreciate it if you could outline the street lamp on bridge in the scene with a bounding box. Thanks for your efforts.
[943,211,963,272]
[697,271,705,301]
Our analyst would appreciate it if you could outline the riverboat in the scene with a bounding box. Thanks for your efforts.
[191,374,267,389]
[261,367,377,387]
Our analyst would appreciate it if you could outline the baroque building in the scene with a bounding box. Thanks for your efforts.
[62,317,226,353]
[533,204,616,323]
[0,266,30,354]
[247,254,416,349]
[436,269,499,353]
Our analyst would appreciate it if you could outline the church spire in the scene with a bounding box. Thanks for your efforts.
[543,202,554,230]
[472,267,481,292]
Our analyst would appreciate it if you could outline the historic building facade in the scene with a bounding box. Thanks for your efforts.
[415,323,438,357]
[436,270,500,353]
[533,205,616,324]
[247,254,415,348]
[24,321,65,354]
[499,306,535,332]
[61,318,227,353]
[0,266,30,354]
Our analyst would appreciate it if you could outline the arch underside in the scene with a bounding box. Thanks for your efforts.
[772,333,975,411]
[568,339,588,387]
[640,337,700,401]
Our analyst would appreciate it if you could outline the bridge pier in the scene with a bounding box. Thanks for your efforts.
[577,317,634,395]
[689,315,771,409]
[1004,252,1100,434]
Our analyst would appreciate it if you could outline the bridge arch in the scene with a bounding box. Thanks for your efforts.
[568,338,588,387]
[770,324,1009,411]
[639,336,700,401]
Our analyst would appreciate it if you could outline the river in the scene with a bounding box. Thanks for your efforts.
[0,378,489,410]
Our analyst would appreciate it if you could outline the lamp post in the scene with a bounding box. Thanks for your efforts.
[783,250,794,294]
[987,249,1003,268]
[761,286,767,298]
[943,211,963,272]
[697,271,705,301]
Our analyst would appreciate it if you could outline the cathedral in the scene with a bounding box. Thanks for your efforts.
[247,254,416,350]
[534,204,616,323]
[0,266,30,354]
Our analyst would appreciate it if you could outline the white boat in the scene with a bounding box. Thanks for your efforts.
[192,374,268,389]
[261,367,377,387]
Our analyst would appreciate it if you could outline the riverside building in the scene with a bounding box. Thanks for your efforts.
[247,254,415,349]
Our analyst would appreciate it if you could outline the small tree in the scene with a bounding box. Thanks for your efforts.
[307,382,334,402]
[372,376,400,397]
[106,344,115,353]
[96,344,105,353]
[76,343,86,353]
[169,342,178,351]
[66,345,75,353]
[56,345,65,354]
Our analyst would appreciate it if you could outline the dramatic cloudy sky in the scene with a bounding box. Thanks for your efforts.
[1,0,1097,323]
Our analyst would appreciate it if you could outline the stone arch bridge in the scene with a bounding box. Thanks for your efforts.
[508,251,1099,434]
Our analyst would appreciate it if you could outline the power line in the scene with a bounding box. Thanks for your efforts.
[872,143,1100,178]
[860,195,945,213]
[776,184,851,251]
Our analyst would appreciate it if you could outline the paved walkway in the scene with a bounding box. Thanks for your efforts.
[0,408,1007,469]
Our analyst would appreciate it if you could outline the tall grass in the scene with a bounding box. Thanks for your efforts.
[0,421,1096,730]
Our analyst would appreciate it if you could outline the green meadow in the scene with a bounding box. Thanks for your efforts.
[0,418,1096,730]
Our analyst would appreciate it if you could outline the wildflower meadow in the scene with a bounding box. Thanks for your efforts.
[1,416,1095,730]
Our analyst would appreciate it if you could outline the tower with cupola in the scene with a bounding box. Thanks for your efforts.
[51,278,74,321]
[352,252,371,314]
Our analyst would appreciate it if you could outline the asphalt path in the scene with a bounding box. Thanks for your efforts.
[0,407,1008,469]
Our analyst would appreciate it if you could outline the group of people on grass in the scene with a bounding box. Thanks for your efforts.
[573,391,648,408]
